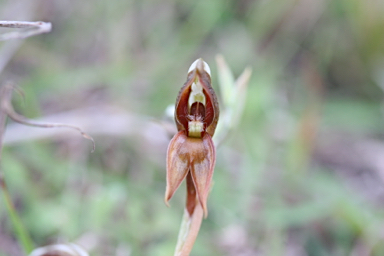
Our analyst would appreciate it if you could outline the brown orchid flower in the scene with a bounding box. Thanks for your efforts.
[165,58,219,218]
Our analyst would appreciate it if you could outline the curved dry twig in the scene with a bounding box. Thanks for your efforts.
[0,83,95,152]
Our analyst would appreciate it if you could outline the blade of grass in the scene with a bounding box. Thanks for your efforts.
[0,174,34,254]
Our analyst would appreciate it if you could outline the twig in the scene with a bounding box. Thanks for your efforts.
[0,21,52,41]
[0,83,95,152]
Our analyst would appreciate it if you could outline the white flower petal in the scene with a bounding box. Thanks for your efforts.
[188,58,211,76]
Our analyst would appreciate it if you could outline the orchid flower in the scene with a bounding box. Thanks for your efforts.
[165,58,219,219]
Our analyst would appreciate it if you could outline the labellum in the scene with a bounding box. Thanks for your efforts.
[165,58,219,218]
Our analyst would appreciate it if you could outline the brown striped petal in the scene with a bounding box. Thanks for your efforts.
[165,131,190,206]
[189,133,215,218]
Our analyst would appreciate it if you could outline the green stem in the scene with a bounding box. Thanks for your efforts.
[0,175,34,254]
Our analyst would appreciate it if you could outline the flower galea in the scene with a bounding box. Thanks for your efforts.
[165,58,219,218]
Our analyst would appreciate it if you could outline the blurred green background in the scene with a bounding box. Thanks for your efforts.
[1,0,384,255]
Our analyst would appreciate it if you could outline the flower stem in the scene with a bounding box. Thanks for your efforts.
[174,204,204,256]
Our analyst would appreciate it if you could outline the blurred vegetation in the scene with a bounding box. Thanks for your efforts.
[1,0,384,255]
